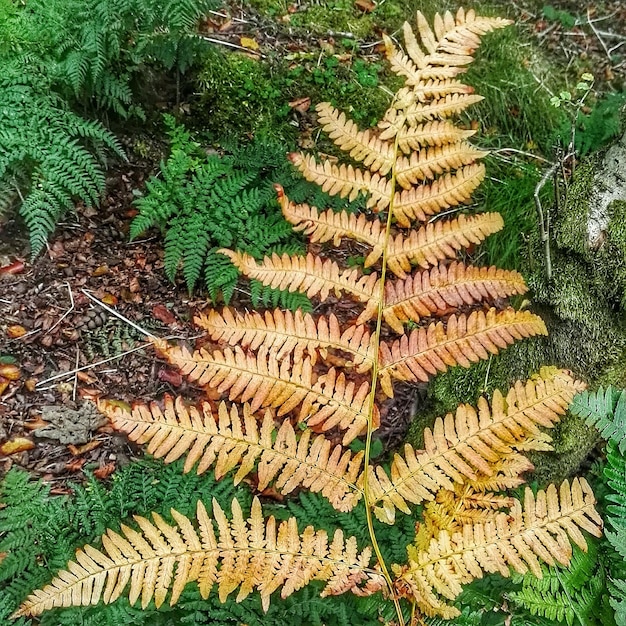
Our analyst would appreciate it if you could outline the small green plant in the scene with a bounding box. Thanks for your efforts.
[1,0,218,117]
[130,117,307,305]
[0,65,124,255]
[0,0,219,253]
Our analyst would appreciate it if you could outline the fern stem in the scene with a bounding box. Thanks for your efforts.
[362,126,405,626]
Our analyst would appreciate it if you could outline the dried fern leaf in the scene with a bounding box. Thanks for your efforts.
[380,263,528,332]
[414,486,516,550]
[361,367,582,523]
[290,152,391,203]
[16,497,384,617]
[222,250,380,321]
[315,102,395,174]
[100,396,364,511]
[278,190,384,267]
[395,142,488,189]
[196,308,375,373]
[392,9,511,79]
[391,164,486,226]
[385,212,504,276]
[158,343,377,444]
[406,95,486,126]
[395,80,475,105]
[396,478,602,618]
[397,120,476,152]
[378,308,548,396]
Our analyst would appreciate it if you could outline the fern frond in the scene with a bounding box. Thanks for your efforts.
[386,9,512,82]
[395,142,488,189]
[570,387,626,452]
[196,308,375,372]
[361,367,583,522]
[222,251,380,321]
[387,212,503,273]
[100,396,364,511]
[315,102,395,175]
[289,153,391,204]
[15,497,384,617]
[380,263,528,332]
[397,120,476,152]
[278,190,384,267]
[396,478,602,618]
[156,342,377,444]
[378,308,548,396]
[379,95,485,140]
[391,164,486,226]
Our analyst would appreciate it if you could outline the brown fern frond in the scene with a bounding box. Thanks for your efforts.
[359,367,583,523]
[397,120,476,152]
[388,10,512,83]
[380,263,528,332]
[391,164,486,226]
[159,343,377,444]
[384,212,504,275]
[278,190,384,267]
[16,498,384,618]
[100,396,364,511]
[289,152,391,203]
[222,250,380,321]
[315,102,395,174]
[396,478,602,618]
[395,80,475,104]
[395,142,488,189]
[379,96,485,140]
[196,308,375,372]
[415,486,516,550]
[378,308,548,396]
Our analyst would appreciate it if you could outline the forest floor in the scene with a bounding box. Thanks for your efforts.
[0,0,625,491]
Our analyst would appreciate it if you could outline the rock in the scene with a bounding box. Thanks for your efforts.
[34,403,106,445]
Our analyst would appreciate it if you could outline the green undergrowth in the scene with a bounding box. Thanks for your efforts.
[195,47,394,143]
[0,458,420,626]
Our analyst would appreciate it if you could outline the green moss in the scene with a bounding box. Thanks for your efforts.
[463,27,566,154]
[194,48,393,142]
[528,412,600,484]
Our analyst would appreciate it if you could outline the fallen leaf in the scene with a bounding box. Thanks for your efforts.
[158,368,183,386]
[152,304,177,325]
[1,437,35,456]
[0,364,20,380]
[93,463,116,479]
[78,387,102,401]
[50,486,74,495]
[0,260,25,275]
[129,277,141,293]
[355,0,375,12]
[24,378,37,392]
[219,18,233,31]
[24,415,50,430]
[77,371,97,384]
[240,36,259,50]
[68,440,102,456]
[101,293,118,306]
[6,325,27,338]
[92,264,110,277]
[65,458,87,472]
[0,379,9,396]
[288,96,311,114]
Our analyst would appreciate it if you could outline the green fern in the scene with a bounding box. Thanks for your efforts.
[0,462,413,626]
[131,119,308,305]
[0,67,124,255]
[1,0,219,118]
[509,543,609,626]
[571,388,626,453]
